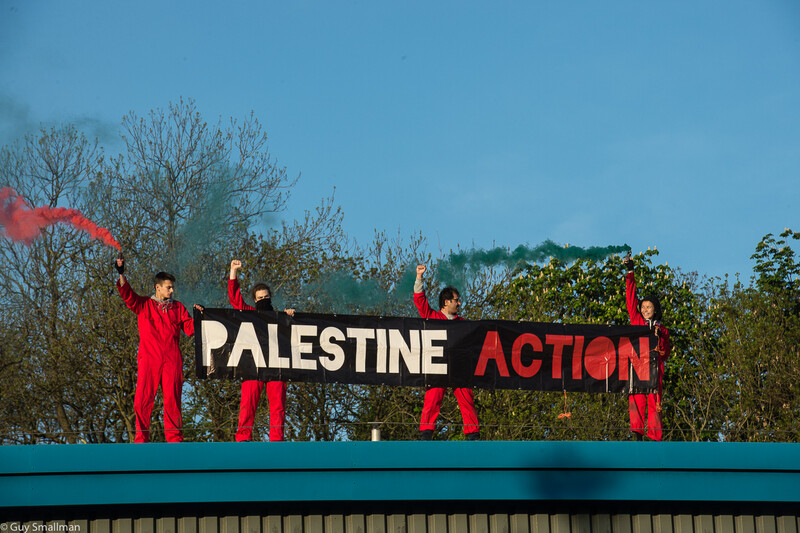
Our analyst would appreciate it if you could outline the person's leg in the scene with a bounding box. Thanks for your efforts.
[236,380,266,442]
[628,394,646,439]
[161,357,184,443]
[646,392,663,441]
[266,381,287,442]
[133,355,158,443]
[454,388,480,437]
[419,387,446,435]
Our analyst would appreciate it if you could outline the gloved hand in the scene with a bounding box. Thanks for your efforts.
[623,253,634,272]
[115,257,125,275]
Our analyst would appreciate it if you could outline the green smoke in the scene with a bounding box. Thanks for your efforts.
[436,240,631,288]
[293,241,629,315]
[296,267,417,315]
[158,164,249,307]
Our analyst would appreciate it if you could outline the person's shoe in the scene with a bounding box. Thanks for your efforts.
[631,431,643,441]
[419,429,433,441]
[466,432,481,441]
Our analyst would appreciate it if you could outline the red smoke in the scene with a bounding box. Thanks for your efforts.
[0,188,121,250]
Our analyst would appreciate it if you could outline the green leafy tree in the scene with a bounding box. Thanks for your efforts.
[751,229,800,297]
[696,229,800,442]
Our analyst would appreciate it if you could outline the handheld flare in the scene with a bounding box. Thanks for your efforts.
[114,253,125,275]
[623,249,634,271]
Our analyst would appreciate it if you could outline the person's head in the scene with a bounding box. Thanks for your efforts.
[639,295,663,322]
[439,286,461,315]
[251,283,271,302]
[154,272,176,300]
[252,283,273,311]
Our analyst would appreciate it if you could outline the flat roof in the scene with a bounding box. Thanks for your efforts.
[2,441,799,508]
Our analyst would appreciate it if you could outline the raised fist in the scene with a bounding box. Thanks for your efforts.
[623,256,634,272]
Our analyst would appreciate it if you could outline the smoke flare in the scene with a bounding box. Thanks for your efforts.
[0,187,121,250]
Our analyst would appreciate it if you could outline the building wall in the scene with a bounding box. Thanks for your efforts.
[5,511,800,533]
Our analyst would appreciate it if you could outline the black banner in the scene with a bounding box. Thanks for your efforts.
[194,309,659,393]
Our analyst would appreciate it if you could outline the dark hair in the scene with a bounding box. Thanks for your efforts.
[438,286,460,309]
[640,295,663,322]
[154,272,176,285]
[251,283,271,301]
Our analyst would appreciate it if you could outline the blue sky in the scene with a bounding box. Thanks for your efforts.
[2,1,799,280]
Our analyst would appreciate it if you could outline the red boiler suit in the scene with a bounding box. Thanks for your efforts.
[626,271,671,441]
[117,280,194,443]
[414,290,480,436]
[228,278,286,442]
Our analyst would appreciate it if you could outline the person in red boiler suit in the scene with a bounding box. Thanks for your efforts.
[623,254,671,441]
[414,264,480,441]
[228,259,295,442]
[115,257,201,443]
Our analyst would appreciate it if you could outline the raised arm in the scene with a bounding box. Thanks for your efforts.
[626,273,642,323]
[623,256,642,324]
[229,259,242,281]
[115,256,147,313]
[228,259,254,311]
[413,264,437,319]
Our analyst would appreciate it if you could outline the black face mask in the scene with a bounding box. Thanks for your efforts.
[255,298,274,311]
